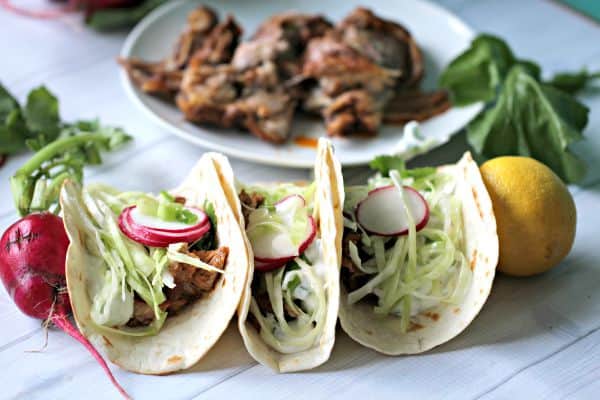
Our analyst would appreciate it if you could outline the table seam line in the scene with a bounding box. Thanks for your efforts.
[0,328,42,354]
[471,323,600,400]
[186,363,258,399]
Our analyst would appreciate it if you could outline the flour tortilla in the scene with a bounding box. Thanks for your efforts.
[60,153,250,374]
[215,139,344,372]
[337,152,499,354]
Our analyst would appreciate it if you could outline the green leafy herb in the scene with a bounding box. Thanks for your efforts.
[440,34,593,183]
[1,83,36,155]
[86,0,168,31]
[547,69,600,95]
[2,83,133,215]
[439,34,540,106]
[1,84,131,161]
[11,131,132,216]
[468,66,588,183]
[190,201,217,251]
[286,275,301,293]
[23,86,60,142]
[286,260,302,271]
[369,155,436,180]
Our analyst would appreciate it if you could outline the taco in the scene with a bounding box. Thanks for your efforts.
[336,152,498,354]
[212,139,344,372]
[59,153,250,374]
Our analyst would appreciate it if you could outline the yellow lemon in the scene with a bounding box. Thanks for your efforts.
[480,156,576,277]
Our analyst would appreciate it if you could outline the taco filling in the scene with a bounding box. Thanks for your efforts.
[341,164,472,333]
[239,183,330,354]
[61,183,228,336]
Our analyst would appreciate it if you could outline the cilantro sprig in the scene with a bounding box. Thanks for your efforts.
[1,83,132,216]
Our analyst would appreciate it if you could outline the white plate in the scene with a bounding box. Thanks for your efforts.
[120,0,482,168]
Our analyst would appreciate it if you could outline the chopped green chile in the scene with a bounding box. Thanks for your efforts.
[136,191,198,225]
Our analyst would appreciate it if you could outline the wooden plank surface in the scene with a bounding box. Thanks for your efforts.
[0,0,599,399]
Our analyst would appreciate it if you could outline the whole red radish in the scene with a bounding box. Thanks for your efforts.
[0,213,71,318]
[0,213,130,399]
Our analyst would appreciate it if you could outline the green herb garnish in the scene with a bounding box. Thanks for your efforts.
[4,84,133,215]
[547,69,600,95]
[137,191,199,225]
[286,275,302,293]
[468,66,588,183]
[190,201,217,251]
[11,131,131,216]
[369,155,436,180]
[0,84,61,156]
[439,34,596,183]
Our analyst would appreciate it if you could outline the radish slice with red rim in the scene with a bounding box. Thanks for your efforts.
[119,206,210,248]
[253,216,316,263]
[247,192,316,269]
[356,185,429,237]
[298,216,317,254]
[129,206,208,232]
[254,258,290,272]
[275,194,306,207]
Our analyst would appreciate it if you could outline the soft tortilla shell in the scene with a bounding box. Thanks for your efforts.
[60,153,250,374]
[338,152,499,354]
[228,139,344,372]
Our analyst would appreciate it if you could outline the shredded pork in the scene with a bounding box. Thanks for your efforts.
[126,245,229,327]
[120,6,450,142]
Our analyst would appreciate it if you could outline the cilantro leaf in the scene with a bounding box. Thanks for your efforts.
[190,201,218,251]
[369,155,406,176]
[23,86,60,141]
[11,131,132,216]
[0,83,30,155]
[369,155,436,180]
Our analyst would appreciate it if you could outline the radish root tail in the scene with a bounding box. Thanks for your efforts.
[51,313,131,399]
[26,299,54,353]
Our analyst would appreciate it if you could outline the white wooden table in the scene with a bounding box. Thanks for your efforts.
[1,1,600,399]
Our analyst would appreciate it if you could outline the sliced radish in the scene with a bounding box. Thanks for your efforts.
[118,206,210,248]
[298,216,317,254]
[254,259,289,272]
[275,194,306,207]
[247,192,316,269]
[253,216,317,263]
[356,185,429,236]
[129,206,208,232]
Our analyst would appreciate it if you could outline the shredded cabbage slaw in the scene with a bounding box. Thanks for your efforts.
[344,168,472,333]
[63,183,221,337]
[243,183,328,354]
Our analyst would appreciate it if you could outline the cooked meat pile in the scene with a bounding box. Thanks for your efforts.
[340,228,386,305]
[121,5,450,142]
[120,6,241,98]
[238,189,265,224]
[127,243,229,327]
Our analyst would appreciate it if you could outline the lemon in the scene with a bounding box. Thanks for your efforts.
[480,156,576,277]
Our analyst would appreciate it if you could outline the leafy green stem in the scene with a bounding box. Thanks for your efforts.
[14,133,104,177]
